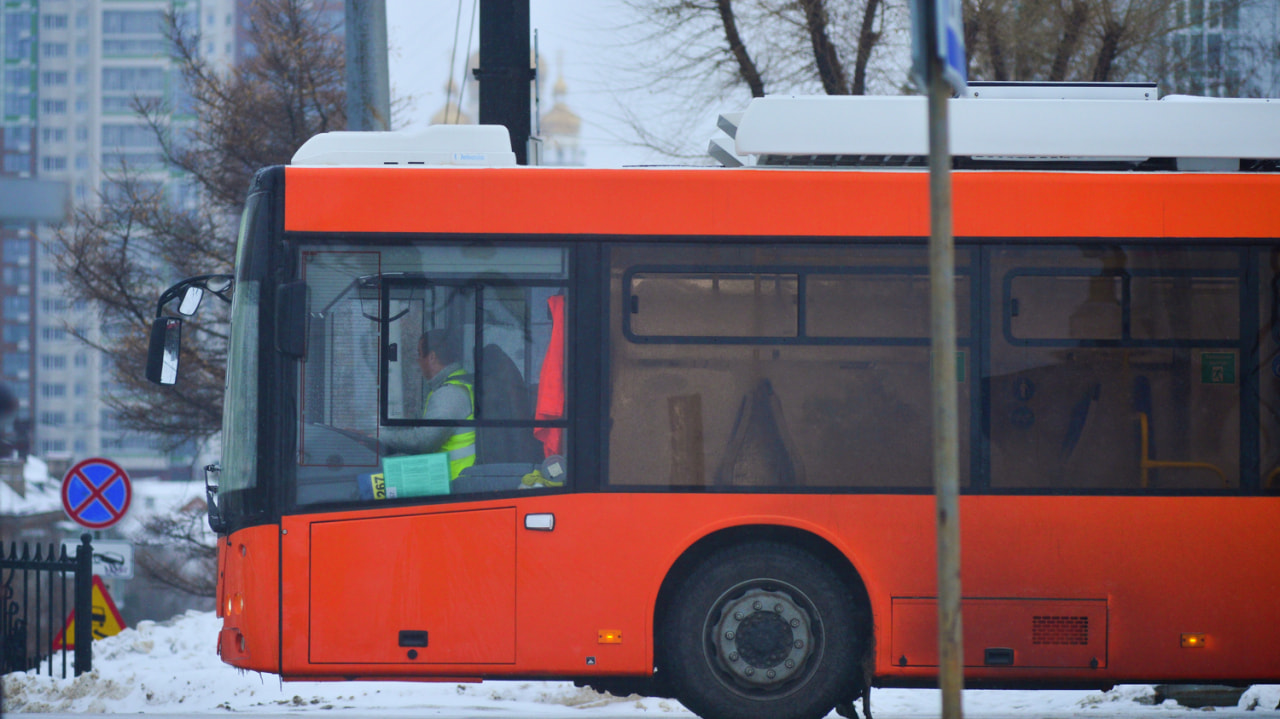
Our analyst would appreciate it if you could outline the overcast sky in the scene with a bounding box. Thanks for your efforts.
[384,1,724,167]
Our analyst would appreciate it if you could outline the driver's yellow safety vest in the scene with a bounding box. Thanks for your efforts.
[424,369,476,480]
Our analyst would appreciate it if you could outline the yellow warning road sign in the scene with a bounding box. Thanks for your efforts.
[52,575,127,649]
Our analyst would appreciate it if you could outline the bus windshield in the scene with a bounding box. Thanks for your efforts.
[219,193,265,496]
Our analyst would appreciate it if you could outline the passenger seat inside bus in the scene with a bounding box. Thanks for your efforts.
[477,343,542,462]
[1132,375,1229,489]
[714,378,806,487]
[452,344,542,494]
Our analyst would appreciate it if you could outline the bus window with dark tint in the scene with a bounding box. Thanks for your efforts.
[808,272,970,338]
[608,243,971,491]
[628,273,798,339]
[989,246,1243,492]
[1008,274,1123,341]
[292,244,569,506]
[1130,276,1238,341]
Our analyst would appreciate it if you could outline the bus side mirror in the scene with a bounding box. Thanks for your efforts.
[146,317,183,385]
[178,286,204,316]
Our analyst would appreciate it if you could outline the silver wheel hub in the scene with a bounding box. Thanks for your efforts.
[711,587,813,687]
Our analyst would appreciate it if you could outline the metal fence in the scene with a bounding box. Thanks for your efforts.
[1,534,91,677]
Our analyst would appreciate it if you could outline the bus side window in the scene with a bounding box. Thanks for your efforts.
[292,245,571,505]
[990,247,1242,492]
[608,243,967,491]
[293,251,383,505]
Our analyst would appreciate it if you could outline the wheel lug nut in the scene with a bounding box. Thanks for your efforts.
[794,640,804,648]
[752,601,763,610]
[774,604,784,613]
[744,668,755,676]
[785,659,796,668]
[734,612,744,621]
[728,652,739,662]
[790,618,801,627]
[767,669,776,679]
[725,631,735,640]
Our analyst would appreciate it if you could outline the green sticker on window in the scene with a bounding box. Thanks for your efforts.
[1200,352,1235,384]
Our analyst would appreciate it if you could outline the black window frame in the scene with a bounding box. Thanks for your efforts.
[376,274,570,435]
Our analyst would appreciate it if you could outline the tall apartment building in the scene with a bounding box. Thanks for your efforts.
[4,0,348,481]
[2,1,44,458]
[1,0,236,480]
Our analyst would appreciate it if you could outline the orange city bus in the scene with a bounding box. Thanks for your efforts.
[148,92,1280,719]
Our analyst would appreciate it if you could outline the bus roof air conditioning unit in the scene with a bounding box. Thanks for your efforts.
[291,125,517,167]
[712,94,1279,171]
[961,81,1158,100]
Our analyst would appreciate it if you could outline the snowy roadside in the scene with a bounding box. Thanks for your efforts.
[3,610,1277,715]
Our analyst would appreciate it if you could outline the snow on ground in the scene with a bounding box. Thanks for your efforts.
[3,610,1278,716]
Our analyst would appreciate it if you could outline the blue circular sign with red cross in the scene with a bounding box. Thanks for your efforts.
[62,457,132,530]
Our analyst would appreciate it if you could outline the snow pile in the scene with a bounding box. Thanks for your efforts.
[1242,686,1280,711]
[1,611,685,715]
[3,610,1277,716]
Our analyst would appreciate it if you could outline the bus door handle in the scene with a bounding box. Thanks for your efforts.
[524,513,555,531]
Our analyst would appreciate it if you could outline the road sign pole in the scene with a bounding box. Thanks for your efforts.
[913,0,967,713]
[928,52,965,719]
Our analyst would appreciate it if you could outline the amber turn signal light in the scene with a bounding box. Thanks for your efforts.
[598,630,623,644]
[1181,633,1207,648]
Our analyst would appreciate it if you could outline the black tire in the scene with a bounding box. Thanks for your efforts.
[658,542,864,719]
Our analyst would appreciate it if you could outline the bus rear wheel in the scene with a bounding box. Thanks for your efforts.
[659,542,862,719]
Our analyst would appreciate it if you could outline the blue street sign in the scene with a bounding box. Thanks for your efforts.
[61,457,132,530]
[911,0,968,92]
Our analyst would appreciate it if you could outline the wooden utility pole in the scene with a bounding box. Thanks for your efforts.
[927,54,964,719]
[912,0,967,712]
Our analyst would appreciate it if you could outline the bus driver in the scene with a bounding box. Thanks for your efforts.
[380,329,476,479]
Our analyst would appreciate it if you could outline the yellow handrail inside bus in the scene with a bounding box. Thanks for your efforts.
[1265,466,1280,490]
[1137,413,1229,489]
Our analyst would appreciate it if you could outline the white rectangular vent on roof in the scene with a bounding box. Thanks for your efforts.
[963,81,1157,100]
[731,95,1280,164]
[291,125,517,167]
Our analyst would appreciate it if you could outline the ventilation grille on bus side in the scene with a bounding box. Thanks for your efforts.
[1032,616,1089,645]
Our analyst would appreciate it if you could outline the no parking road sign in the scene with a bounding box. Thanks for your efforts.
[62,457,132,530]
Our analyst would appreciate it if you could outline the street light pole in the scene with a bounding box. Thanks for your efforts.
[476,0,533,164]
[344,0,390,131]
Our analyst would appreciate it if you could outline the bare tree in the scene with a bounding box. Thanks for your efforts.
[614,0,910,158]
[962,0,1260,85]
[618,0,1267,160]
[50,0,346,451]
[135,505,218,597]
